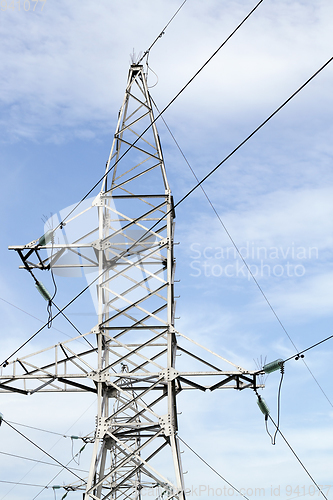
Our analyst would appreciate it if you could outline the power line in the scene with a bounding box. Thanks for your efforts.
[2,420,84,483]
[1,400,95,500]
[154,100,333,408]
[284,332,333,363]
[52,301,94,349]
[138,0,187,64]
[123,55,333,292]
[0,450,88,473]
[6,420,87,440]
[1,278,97,366]
[0,296,93,349]
[53,0,265,232]
[178,436,250,500]
[0,296,74,340]
[171,55,333,220]
[3,54,332,370]
[267,416,328,500]
[28,266,94,349]
[0,480,50,489]
[31,443,87,500]
[1,0,264,366]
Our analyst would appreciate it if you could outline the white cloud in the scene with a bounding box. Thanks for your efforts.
[1,0,333,142]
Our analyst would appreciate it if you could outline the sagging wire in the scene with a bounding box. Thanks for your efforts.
[34,272,88,342]
[273,362,285,445]
[6,419,82,439]
[41,216,57,328]
[266,416,328,500]
[47,249,57,329]
[71,436,87,465]
[146,52,159,89]
[31,229,95,348]
[255,359,284,445]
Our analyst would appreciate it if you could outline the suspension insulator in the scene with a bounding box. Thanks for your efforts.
[38,229,53,246]
[263,359,284,374]
[35,282,52,301]
[0,412,3,426]
[257,396,270,416]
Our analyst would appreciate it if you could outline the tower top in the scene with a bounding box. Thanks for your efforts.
[102,64,169,195]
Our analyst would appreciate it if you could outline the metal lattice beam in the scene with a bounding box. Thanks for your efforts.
[5,63,262,500]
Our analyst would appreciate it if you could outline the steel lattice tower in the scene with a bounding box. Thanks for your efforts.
[5,63,260,500]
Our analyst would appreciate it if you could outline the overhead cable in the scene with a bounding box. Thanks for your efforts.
[1,401,95,500]
[121,55,333,301]
[1,280,97,366]
[0,480,49,488]
[267,416,328,500]
[178,436,250,500]
[154,99,333,408]
[54,0,265,231]
[31,444,87,500]
[0,0,267,366]
[0,450,88,473]
[2,420,84,483]
[138,0,187,64]
[0,296,73,340]
[3,54,332,369]
[284,333,333,363]
[31,268,94,348]
[6,420,87,440]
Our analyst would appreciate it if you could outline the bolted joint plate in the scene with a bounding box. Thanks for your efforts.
[159,414,173,437]
[24,238,39,249]
[91,239,120,255]
[160,367,179,382]
[88,371,110,383]
[158,238,168,247]
[96,416,109,439]
[92,193,106,207]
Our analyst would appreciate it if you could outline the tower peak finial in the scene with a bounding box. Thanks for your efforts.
[130,48,143,65]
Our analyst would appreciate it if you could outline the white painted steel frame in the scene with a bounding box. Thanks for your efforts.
[6,64,261,499]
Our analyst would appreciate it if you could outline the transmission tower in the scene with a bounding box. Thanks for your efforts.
[4,63,260,500]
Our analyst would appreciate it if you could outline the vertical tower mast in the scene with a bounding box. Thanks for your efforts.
[6,62,260,500]
[85,63,185,500]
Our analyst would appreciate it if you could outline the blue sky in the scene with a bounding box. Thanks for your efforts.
[1,0,333,499]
